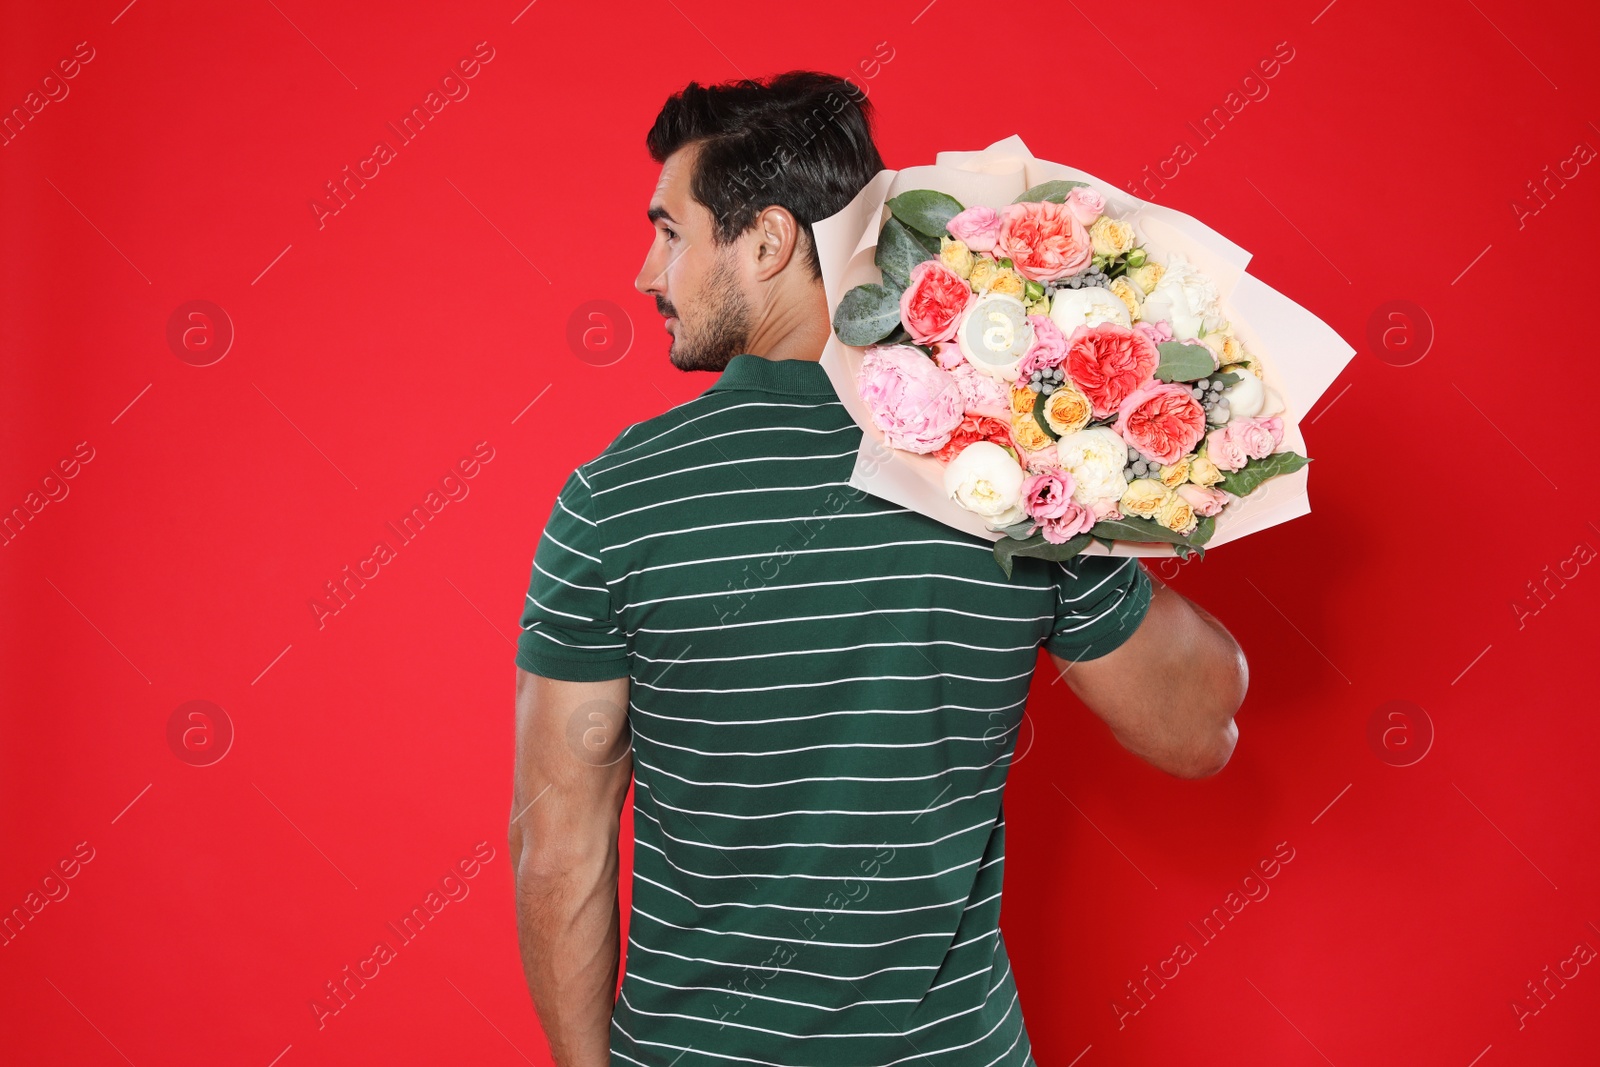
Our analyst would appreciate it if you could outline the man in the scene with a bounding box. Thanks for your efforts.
[510,70,1246,1066]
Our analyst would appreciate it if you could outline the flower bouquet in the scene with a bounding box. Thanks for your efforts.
[813,136,1354,575]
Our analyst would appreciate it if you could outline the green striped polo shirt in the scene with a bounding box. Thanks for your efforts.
[515,353,1152,1067]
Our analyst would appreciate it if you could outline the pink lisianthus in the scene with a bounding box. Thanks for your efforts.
[1205,415,1285,471]
[857,344,966,454]
[1176,483,1229,517]
[1114,380,1208,467]
[995,200,1093,282]
[1064,186,1106,226]
[1132,320,1174,345]
[945,206,1002,253]
[898,259,975,345]
[1064,323,1160,419]
[1018,468,1097,543]
[1014,315,1068,378]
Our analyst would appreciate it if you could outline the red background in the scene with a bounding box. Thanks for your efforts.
[4,1,1597,1064]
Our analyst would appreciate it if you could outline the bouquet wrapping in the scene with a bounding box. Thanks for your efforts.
[812,135,1354,574]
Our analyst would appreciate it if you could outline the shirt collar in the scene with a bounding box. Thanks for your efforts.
[708,353,839,397]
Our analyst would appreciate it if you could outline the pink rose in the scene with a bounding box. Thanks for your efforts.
[1176,483,1229,517]
[948,359,1010,420]
[898,260,975,345]
[1064,323,1160,419]
[1015,315,1068,378]
[1114,380,1208,467]
[1205,415,1285,471]
[946,206,1002,253]
[930,341,963,369]
[995,201,1093,282]
[1064,186,1106,226]
[857,344,966,454]
[1132,320,1173,345]
[1090,497,1122,521]
[1019,469,1097,543]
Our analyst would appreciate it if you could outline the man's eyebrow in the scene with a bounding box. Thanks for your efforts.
[647,205,678,224]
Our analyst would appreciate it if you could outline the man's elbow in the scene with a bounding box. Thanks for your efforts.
[1174,717,1238,779]
[1176,650,1246,778]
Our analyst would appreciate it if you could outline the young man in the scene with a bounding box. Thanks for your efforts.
[510,70,1246,1067]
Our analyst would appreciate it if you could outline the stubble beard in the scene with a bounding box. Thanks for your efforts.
[666,252,752,374]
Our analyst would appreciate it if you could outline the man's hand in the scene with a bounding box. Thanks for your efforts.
[1049,573,1246,778]
[509,667,632,1066]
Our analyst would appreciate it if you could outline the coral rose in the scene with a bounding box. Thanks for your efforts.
[1114,380,1208,467]
[994,201,1093,282]
[932,414,1015,465]
[898,259,975,345]
[1064,323,1160,419]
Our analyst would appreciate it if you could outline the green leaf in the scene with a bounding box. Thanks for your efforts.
[992,531,1093,578]
[1189,513,1216,547]
[1013,180,1088,204]
[1216,451,1310,497]
[1029,392,1058,441]
[1001,518,1038,538]
[1154,342,1216,383]
[833,283,903,347]
[886,190,966,238]
[1210,371,1241,388]
[1088,515,1196,547]
[875,216,936,290]
[1091,534,1117,551]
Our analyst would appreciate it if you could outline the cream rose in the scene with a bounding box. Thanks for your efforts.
[1157,456,1191,488]
[1120,478,1170,519]
[944,441,1027,529]
[1109,276,1144,321]
[1042,383,1092,436]
[1089,216,1136,257]
[1127,262,1165,295]
[939,236,974,279]
[1188,452,1224,487]
[1055,426,1130,507]
[1155,491,1198,534]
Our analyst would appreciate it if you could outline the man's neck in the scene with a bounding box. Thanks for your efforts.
[741,282,831,364]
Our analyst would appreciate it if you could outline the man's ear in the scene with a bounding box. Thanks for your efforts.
[750,204,801,281]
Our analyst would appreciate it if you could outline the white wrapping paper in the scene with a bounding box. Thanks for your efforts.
[813,135,1355,558]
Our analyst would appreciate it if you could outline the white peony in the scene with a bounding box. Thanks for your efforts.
[1054,426,1130,507]
[1048,285,1131,335]
[1221,371,1287,419]
[1141,253,1223,341]
[944,441,1027,529]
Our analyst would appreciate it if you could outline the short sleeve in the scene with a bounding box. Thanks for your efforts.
[514,467,631,681]
[1043,555,1153,663]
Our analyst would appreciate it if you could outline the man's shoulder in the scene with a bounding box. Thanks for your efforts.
[580,387,726,473]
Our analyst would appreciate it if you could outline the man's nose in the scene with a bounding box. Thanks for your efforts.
[634,246,662,296]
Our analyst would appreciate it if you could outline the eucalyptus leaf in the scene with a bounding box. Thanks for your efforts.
[1013,180,1089,204]
[1088,515,1196,547]
[1091,534,1117,551]
[1154,342,1216,383]
[1189,513,1216,547]
[1211,371,1241,388]
[992,531,1093,578]
[1216,451,1310,497]
[1029,392,1058,441]
[833,283,903,347]
[886,190,966,238]
[875,216,935,289]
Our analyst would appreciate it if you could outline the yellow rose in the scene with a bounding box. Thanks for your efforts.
[1011,412,1053,453]
[1089,216,1136,257]
[939,236,974,279]
[1109,276,1143,321]
[1128,262,1165,295]
[1188,453,1223,487]
[1156,492,1198,534]
[990,269,1025,299]
[968,256,1001,291]
[1024,295,1050,317]
[1201,330,1247,367]
[1158,456,1191,488]
[1120,478,1170,519]
[1042,383,1091,436]
[1010,387,1037,416]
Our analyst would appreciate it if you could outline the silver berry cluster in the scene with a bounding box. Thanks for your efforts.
[1194,377,1231,425]
[1054,264,1112,290]
[1121,444,1156,482]
[1026,366,1065,394]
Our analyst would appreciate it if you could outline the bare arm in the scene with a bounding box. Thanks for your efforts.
[1050,572,1246,779]
[509,666,633,1066]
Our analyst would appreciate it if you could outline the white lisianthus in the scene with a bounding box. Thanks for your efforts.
[944,441,1027,529]
[1141,253,1223,341]
[1048,285,1132,335]
[1054,426,1129,507]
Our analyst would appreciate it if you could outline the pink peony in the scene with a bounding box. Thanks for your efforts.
[1015,315,1069,378]
[1205,415,1284,471]
[995,200,1093,282]
[1064,186,1106,226]
[945,206,1002,253]
[1132,320,1173,346]
[947,359,1011,420]
[857,345,966,454]
[1176,483,1230,517]
[1114,380,1208,467]
[1064,323,1160,419]
[898,259,974,345]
